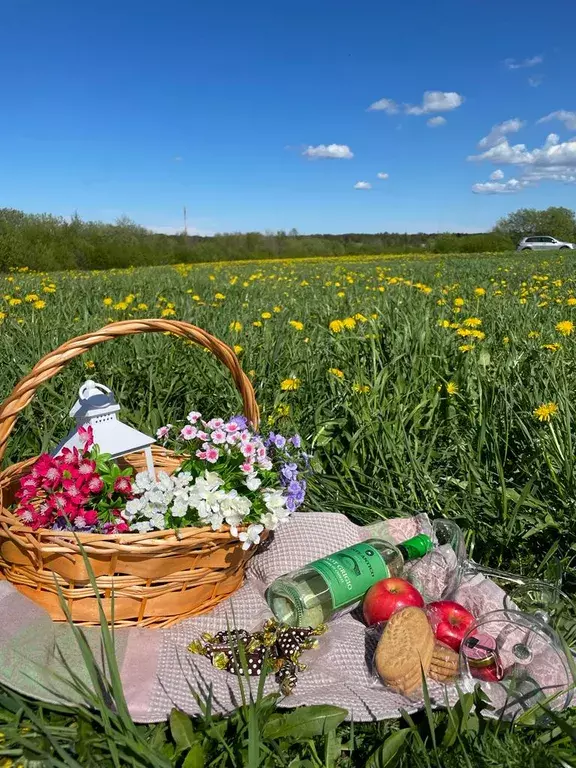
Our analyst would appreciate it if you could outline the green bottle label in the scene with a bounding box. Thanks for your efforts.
[308,542,390,610]
[398,534,433,560]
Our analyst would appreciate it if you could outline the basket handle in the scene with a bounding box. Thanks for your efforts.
[0,318,259,464]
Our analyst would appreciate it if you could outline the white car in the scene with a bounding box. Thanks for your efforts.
[517,236,575,251]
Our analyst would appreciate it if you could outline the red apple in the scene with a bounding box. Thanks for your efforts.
[363,578,424,625]
[427,600,475,651]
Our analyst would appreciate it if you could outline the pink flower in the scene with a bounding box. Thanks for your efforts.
[87,475,104,494]
[205,446,219,463]
[41,466,63,490]
[226,432,241,445]
[77,425,94,451]
[16,504,36,524]
[240,430,251,444]
[50,492,68,512]
[77,459,96,477]
[196,430,209,442]
[60,448,80,468]
[114,521,130,533]
[156,424,172,440]
[21,475,41,494]
[195,449,208,461]
[180,425,197,440]
[240,461,254,474]
[256,446,267,460]
[187,411,202,424]
[63,479,85,500]
[206,418,224,430]
[211,428,227,444]
[114,476,132,495]
[225,421,240,433]
[82,509,99,526]
[241,442,256,458]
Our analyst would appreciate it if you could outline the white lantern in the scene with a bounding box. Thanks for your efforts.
[53,380,156,476]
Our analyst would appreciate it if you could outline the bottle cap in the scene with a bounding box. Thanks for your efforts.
[398,534,433,560]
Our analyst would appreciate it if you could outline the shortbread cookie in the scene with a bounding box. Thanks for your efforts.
[429,642,459,683]
[374,607,434,695]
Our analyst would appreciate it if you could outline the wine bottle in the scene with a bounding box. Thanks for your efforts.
[265,534,433,628]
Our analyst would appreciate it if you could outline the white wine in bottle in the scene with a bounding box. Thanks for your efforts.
[265,534,433,628]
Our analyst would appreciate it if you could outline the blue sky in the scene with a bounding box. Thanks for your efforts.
[1,0,575,235]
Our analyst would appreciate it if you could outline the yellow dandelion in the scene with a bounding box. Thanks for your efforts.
[0,311,6,322]
[114,301,128,310]
[229,321,243,332]
[103,297,113,306]
[253,320,263,327]
[528,331,540,338]
[233,344,243,354]
[191,294,200,301]
[329,319,344,333]
[446,382,459,396]
[337,291,345,298]
[161,307,176,317]
[354,313,368,322]
[503,337,510,345]
[25,294,39,302]
[33,300,46,309]
[566,297,576,306]
[542,343,561,352]
[280,378,301,391]
[438,319,451,328]
[137,303,148,310]
[555,320,574,336]
[533,402,559,422]
[8,298,21,306]
[458,344,475,352]
[261,311,272,319]
[328,368,344,379]
[454,298,465,307]
[273,306,282,313]
[275,403,291,417]
[352,383,371,393]
[371,313,378,320]
[437,299,447,306]
[215,293,225,300]
[43,284,56,293]
[474,287,486,297]
[463,317,482,328]
[289,320,304,331]
[85,360,95,370]
[342,317,356,330]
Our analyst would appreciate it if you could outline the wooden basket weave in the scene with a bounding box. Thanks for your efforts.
[0,319,262,628]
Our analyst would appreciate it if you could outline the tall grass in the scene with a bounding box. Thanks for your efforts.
[1,250,576,764]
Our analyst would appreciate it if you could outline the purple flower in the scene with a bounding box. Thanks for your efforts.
[290,434,302,448]
[286,496,297,512]
[231,414,248,430]
[281,462,298,481]
[273,434,287,450]
[288,480,302,495]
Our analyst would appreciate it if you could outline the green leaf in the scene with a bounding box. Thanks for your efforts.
[169,708,196,752]
[262,705,347,740]
[182,742,206,768]
[366,729,411,768]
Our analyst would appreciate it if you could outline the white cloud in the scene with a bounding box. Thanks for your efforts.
[528,75,543,88]
[478,118,525,149]
[405,91,464,115]
[490,169,505,180]
[354,181,372,190]
[427,116,447,127]
[367,98,399,114]
[538,110,576,131]
[469,133,576,168]
[505,55,543,70]
[368,91,463,117]
[376,172,389,179]
[302,144,354,159]
[469,132,576,193]
[472,178,529,195]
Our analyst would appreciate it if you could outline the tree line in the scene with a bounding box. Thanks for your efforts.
[0,206,574,272]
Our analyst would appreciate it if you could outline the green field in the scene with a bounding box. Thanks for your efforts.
[1,252,576,765]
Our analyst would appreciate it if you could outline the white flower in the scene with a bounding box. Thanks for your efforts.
[132,520,153,533]
[244,473,262,491]
[239,524,264,550]
[187,411,202,424]
[262,488,288,514]
[134,471,155,493]
[261,507,291,531]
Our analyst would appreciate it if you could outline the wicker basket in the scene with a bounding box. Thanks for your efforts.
[0,319,262,628]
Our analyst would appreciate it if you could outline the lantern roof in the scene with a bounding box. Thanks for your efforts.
[53,380,156,460]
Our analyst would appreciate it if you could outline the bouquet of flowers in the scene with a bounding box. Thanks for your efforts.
[13,414,308,548]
